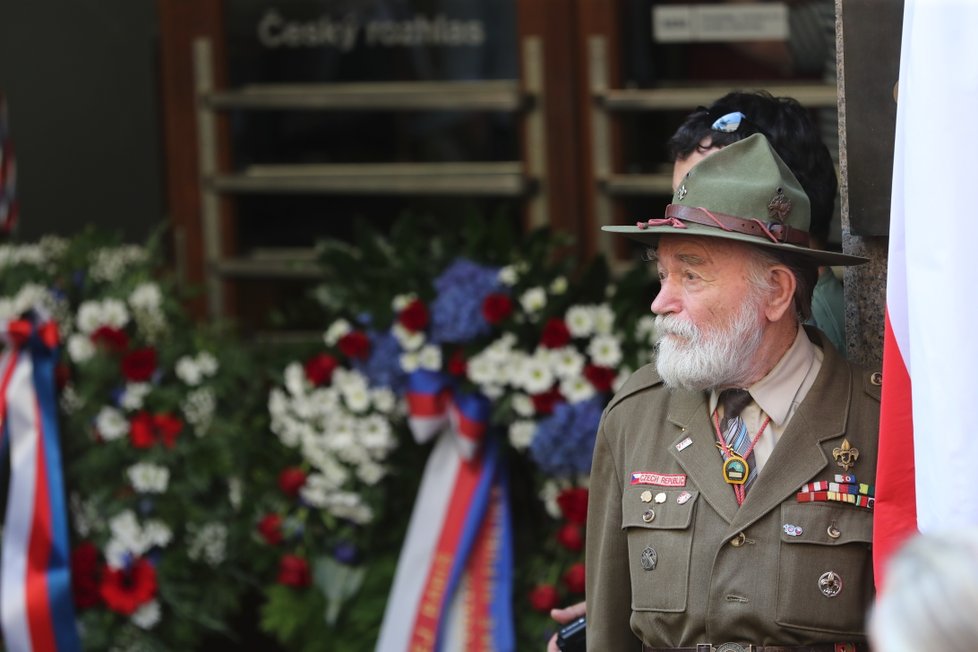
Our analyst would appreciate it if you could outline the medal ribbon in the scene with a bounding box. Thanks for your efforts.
[0,318,81,652]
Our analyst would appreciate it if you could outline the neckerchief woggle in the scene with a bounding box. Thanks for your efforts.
[0,317,81,652]
[376,370,515,652]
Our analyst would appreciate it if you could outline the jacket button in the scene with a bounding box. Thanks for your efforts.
[730,532,747,547]
[827,525,841,539]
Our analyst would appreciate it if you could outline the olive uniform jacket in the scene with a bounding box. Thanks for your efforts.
[585,328,880,650]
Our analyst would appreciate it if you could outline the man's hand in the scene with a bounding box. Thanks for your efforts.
[546,601,587,652]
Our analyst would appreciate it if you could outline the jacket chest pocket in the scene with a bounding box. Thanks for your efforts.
[775,502,874,635]
[621,486,698,612]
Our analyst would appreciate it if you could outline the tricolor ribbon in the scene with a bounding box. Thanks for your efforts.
[376,371,514,651]
[0,318,81,652]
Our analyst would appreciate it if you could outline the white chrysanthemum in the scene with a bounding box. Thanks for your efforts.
[182,387,216,436]
[417,344,442,371]
[0,298,16,321]
[89,246,148,282]
[187,522,227,567]
[357,461,387,486]
[197,351,218,375]
[613,367,632,392]
[119,383,151,411]
[127,463,170,494]
[592,304,615,335]
[95,406,129,441]
[0,243,46,268]
[588,334,623,367]
[370,387,396,414]
[175,356,203,386]
[539,480,564,520]
[391,293,417,311]
[67,334,95,363]
[268,388,289,420]
[508,420,536,450]
[498,265,518,286]
[481,384,505,400]
[299,472,336,507]
[549,276,568,295]
[14,283,56,318]
[60,385,82,414]
[131,600,161,630]
[392,322,425,351]
[560,376,597,403]
[399,350,420,373]
[101,298,130,329]
[565,305,596,338]
[324,319,352,346]
[142,520,173,548]
[325,491,373,525]
[515,354,555,394]
[284,362,307,397]
[511,393,535,417]
[359,415,395,455]
[70,493,99,537]
[465,353,499,386]
[129,283,162,312]
[519,287,547,314]
[548,346,585,380]
[336,371,370,414]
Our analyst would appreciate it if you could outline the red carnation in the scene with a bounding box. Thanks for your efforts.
[556,487,589,525]
[584,364,616,392]
[481,293,514,325]
[540,318,572,349]
[70,542,103,609]
[562,562,586,594]
[278,467,307,497]
[258,513,284,545]
[398,299,429,332]
[277,554,311,588]
[528,584,559,613]
[304,353,338,386]
[90,326,129,353]
[99,557,158,615]
[447,349,468,377]
[556,523,584,553]
[129,411,183,449]
[121,347,157,382]
[531,386,564,416]
[129,412,155,448]
[338,331,371,360]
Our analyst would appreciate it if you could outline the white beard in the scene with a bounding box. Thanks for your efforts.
[654,295,766,391]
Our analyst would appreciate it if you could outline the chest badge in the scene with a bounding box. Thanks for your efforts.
[832,439,860,472]
[818,570,843,598]
[640,546,657,571]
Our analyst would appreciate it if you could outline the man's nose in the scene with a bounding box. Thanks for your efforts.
[650,280,678,316]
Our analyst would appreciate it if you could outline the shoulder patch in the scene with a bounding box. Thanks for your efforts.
[605,363,663,413]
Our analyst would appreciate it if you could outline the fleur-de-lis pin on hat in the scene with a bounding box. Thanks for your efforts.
[603,134,868,266]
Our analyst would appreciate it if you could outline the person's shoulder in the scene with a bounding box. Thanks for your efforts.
[605,361,665,413]
[809,325,882,403]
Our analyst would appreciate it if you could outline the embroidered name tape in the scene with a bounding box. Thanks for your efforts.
[630,472,687,487]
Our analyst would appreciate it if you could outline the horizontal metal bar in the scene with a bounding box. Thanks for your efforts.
[600,83,838,111]
[202,80,527,111]
[208,162,532,196]
[602,173,675,196]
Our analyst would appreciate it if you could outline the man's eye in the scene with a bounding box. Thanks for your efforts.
[684,271,699,281]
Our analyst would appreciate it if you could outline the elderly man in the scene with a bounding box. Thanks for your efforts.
[586,134,879,651]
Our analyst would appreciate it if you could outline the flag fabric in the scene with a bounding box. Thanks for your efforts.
[0,93,18,236]
[874,0,978,586]
[1,319,81,652]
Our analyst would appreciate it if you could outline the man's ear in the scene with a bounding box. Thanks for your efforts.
[765,265,797,322]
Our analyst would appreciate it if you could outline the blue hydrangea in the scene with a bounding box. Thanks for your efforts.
[429,258,503,344]
[353,330,408,394]
[529,396,605,476]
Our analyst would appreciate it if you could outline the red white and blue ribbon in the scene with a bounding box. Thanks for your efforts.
[376,371,514,652]
[0,93,18,236]
[1,318,81,652]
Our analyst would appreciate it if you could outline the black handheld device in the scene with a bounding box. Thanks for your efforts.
[555,616,586,652]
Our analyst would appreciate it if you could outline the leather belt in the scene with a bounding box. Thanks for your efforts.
[664,203,811,248]
[643,644,863,652]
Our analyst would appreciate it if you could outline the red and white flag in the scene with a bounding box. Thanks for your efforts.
[874,0,978,586]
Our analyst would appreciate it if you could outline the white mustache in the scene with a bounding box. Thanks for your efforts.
[654,314,700,341]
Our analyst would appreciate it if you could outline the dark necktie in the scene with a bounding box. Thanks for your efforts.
[719,388,758,493]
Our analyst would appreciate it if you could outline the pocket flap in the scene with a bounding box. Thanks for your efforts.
[779,502,873,545]
[621,486,698,530]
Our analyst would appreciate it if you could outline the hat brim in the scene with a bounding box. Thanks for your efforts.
[602,224,869,266]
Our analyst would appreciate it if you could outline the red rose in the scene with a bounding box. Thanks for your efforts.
[277,554,311,588]
[258,513,284,545]
[154,413,183,447]
[481,293,513,325]
[90,326,129,353]
[556,523,584,552]
[99,557,157,615]
[531,386,564,416]
[447,349,467,377]
[556,487,589,525]
[528,584,559,613]
[304,353,338,386]
[398,299,429,332]
[278,467,307,497]
[71,542,103,609]
[562,562,586,594]
[129,411,183,449]
[540,318,572,349]
[584,364,616,392]
[121,347,157,382]
[338,331,371,360]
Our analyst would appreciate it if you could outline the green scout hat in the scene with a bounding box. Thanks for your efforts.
[603,133,868,266]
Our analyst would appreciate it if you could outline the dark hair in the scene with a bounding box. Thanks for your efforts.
[667,91,837,245]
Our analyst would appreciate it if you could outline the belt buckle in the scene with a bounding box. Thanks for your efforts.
[714,644,748,652]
